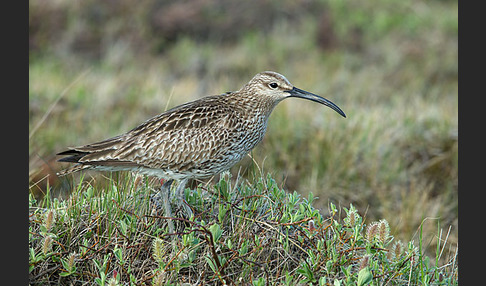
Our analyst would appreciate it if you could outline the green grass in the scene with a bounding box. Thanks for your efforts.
[29,173,457,285]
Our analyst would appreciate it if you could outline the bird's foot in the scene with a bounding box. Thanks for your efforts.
[176,197,194,220]
[174,178,194,219]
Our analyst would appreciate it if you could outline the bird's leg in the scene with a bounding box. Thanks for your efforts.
[161,179,174,214]
[152,179,175,233]
[175,178,193,219]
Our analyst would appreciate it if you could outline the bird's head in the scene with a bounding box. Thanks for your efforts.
[240,71,346,118]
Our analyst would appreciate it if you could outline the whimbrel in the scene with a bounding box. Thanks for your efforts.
[57,71,346,223]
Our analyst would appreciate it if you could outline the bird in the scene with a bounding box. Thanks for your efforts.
[57,71,346,226]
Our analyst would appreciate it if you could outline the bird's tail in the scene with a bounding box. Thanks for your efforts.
[56,164,90,177]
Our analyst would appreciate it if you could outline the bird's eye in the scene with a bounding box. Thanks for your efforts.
[269,82,278,89]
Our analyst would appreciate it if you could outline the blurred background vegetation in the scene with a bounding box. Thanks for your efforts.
[29,0,457,259]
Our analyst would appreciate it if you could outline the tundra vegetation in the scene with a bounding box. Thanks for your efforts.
[29,0,457,284]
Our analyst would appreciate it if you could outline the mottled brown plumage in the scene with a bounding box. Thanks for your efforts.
[57,71,345,220]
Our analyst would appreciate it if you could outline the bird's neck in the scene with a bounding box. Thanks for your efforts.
[228,91,281,119]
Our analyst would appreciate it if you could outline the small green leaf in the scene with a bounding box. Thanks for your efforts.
[209,223,222,242]
[239,241,248,256]
[119,219,128,236]
[59,271,75,277]
[205,256,217,273]
[307,192,315,204]
[113,247,124,264]
[218,204,227,224]
[252,277,266,286]
[357,267,373,286]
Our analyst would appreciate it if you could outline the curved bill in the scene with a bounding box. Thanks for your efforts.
[285,87,346,118]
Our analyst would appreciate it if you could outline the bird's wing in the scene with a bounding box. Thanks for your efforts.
[57,94,243,174]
